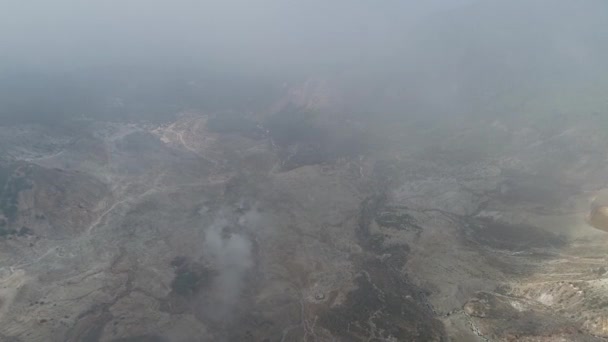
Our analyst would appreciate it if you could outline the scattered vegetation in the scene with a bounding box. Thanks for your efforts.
[170,257,216,296]
[0,164,32,223]
[0,227,17,237]
[172,271,204,296]
[264,105,369,170]
[264,105,326,147]
[206,112,266,139]
[375,208,422,234]
[318,261,445,341]
[110,336,167,342]
[0,226,33,238]
[467,217,566,252]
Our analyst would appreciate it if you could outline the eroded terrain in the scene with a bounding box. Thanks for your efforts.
[2,90,608,342]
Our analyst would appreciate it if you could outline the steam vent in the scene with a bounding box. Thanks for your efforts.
[588,189,608,232]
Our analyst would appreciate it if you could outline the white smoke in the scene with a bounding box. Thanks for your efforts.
[203,214,254,318]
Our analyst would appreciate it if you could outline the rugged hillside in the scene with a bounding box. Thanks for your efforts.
[1,91,608,341]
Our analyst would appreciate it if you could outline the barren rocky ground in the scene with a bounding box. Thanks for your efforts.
[2,80,608,342]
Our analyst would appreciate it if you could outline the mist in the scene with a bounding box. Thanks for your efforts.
[1,0,607,125]
[1,0,474,71]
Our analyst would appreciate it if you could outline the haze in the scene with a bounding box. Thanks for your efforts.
[2,1,608,341]
[0,0,475,70]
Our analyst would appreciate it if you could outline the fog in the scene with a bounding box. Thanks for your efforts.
[1,0,473,71]
[1,0,607,125]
